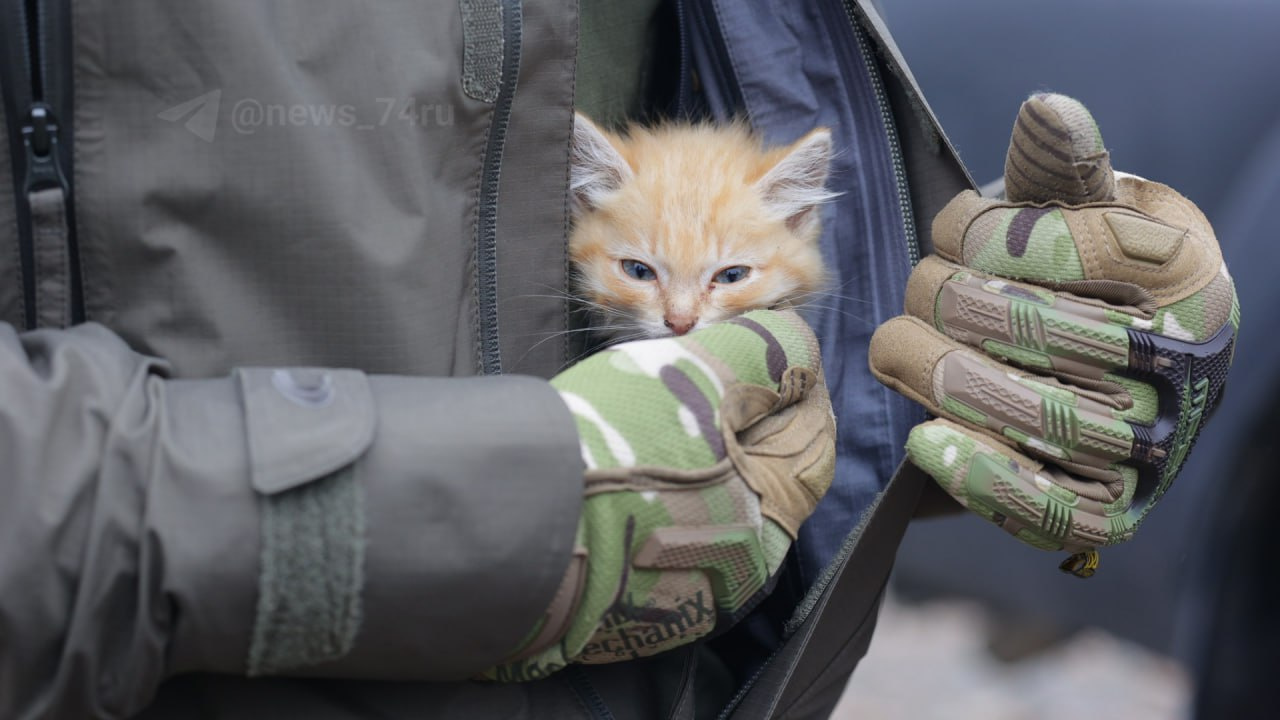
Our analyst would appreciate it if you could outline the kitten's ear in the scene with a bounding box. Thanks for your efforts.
[571,112,633,214]
[755,128,837,231]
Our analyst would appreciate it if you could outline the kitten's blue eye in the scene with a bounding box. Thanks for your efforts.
[621,259,656,281]
[713,266,751,284]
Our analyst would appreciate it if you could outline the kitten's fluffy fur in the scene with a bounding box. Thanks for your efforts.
[569,112,835,339]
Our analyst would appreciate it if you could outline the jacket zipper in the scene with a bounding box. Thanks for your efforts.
[4,0,80,329]
[475,0,522,375]
[841,0,919,267]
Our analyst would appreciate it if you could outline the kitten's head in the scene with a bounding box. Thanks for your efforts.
[569,112,835,339]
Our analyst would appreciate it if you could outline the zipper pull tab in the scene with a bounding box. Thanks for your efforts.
[1058,548,1100,579]
[22,102,67,193]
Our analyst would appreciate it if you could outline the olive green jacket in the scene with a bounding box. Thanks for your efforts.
[0,0,966,718]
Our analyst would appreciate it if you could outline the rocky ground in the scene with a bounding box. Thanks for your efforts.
[830,593,1191,720]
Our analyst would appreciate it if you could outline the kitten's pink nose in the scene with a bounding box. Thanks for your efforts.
[664,315,698,336]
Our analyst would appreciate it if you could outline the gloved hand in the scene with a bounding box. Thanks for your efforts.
[870,94,1238,575]
[489,309,835,680]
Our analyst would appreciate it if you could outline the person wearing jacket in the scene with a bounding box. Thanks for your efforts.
[0,1,1235,718]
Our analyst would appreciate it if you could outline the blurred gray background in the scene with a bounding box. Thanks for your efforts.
[837,1,1280,717]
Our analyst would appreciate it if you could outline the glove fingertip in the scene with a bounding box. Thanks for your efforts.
[905,421,979,493]
[904,256,964,324]
[930,190,985,262]
[1005,93,1114,205]
[869,317,953,410]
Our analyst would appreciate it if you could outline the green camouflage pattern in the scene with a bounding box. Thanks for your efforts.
[1103,373,1158,425]
[1104,266,1238,344]
[914,258,1239,555]
[875,94,1240,568]
[907,420,1141,551]
[488,310,826,679]
[556,311,817,471]
[964,208,1086,284]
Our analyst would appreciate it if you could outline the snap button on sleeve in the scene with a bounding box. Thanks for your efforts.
[271,369,336,408]
[238,368,375,494]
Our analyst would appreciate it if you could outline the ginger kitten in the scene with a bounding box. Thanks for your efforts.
[569,112,834,339]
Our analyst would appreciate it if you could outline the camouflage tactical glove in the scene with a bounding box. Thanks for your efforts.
[490,309,835,680]
[870,94,1238,575]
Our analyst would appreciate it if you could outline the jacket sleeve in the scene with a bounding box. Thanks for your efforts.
[0,322,584,719]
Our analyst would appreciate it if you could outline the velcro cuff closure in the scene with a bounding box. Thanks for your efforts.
[237,367,375,494]
[237,367,373,676]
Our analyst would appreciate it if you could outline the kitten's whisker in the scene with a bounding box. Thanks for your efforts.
[822,275,870,292]
[559,334,641,369]
[510,333,571,369]
[507,293,618,315]
[788,301,875,327]
[507,284,618,310]
[525,282,581,297]
[512,291,594,305]
[598,339,646,353]
[598,331,650,348]
[508,293,576,303]
[511,325,624,367]
[794,289,873,305]
[517,319,656,372]
[517,325,626,359]
[520,325,631,337]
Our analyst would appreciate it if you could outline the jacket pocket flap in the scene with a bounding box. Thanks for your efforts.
[237,367,375,494]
